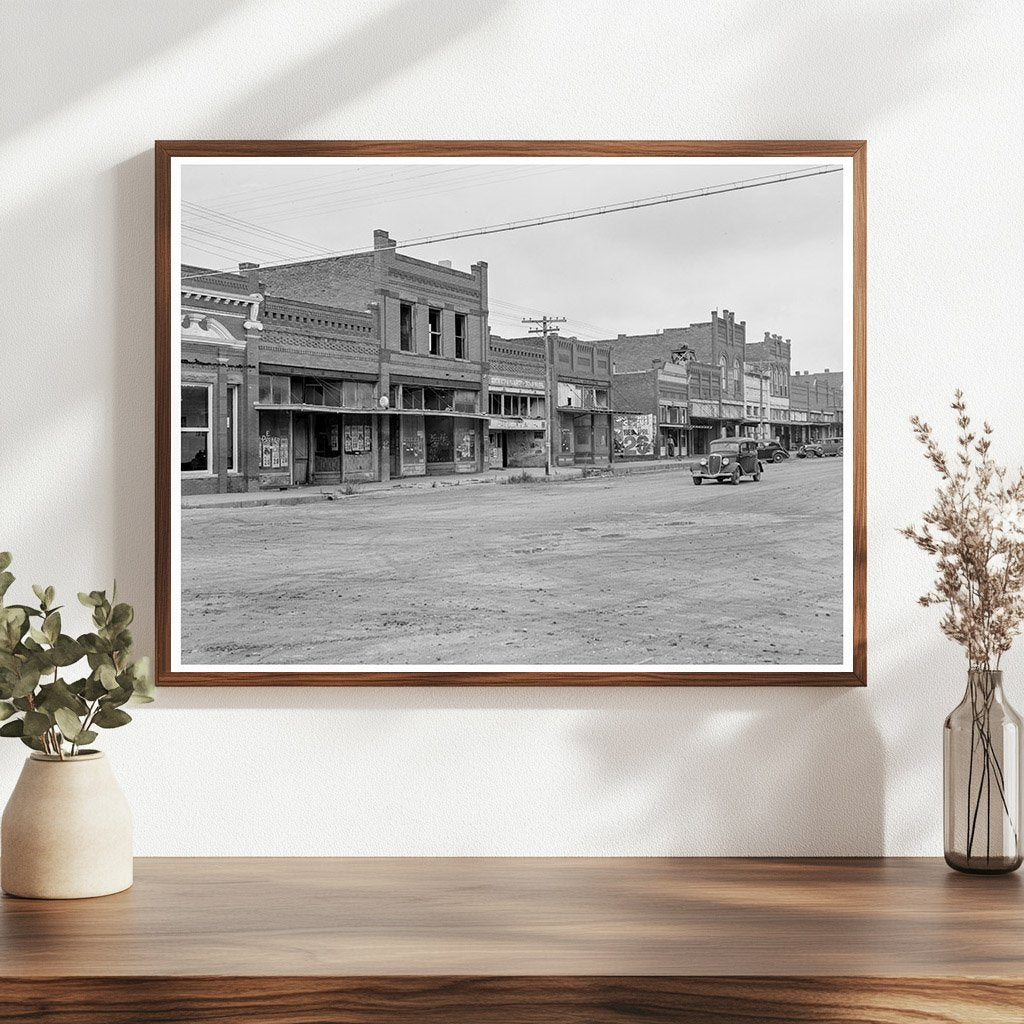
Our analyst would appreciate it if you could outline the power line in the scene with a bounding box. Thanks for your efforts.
[181,165,842,283]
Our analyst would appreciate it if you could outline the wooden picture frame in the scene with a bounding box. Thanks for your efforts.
[156,140,866,686]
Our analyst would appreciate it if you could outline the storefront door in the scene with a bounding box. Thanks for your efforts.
[293,413,310,485]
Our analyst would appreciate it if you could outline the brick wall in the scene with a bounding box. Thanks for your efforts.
[260,254,377,310]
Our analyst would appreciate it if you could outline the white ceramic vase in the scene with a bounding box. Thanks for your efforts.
[1,751,133,899]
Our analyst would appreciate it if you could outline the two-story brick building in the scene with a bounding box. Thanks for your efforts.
[178,264,262,496]
[611,359,689,461]
[258,229,491,479]
[488,334,614,468]
[600,309,747,450]
[743,332,792,446]
[789,369,843,444]
[486,336,548,469]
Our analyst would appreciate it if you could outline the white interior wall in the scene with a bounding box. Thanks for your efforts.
[1,0,1022,855]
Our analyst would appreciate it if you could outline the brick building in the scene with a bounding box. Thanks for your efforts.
[258,229,490,479]
[178,230,493,495]
[179,264,262,496]
[789,370,843,443]
[743,331,792,446]
[611,360,689,461]
[491,335,613,468]
[601,310,747,454]
[486,336,548,469]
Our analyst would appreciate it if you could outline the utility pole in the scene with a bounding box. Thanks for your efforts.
[523,316,566,476]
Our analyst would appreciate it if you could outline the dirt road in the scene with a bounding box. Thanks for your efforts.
[179,458,845,667]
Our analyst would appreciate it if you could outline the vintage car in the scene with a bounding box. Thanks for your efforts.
[757,440,790,463]
[692,438,763,485]
[820,436,844,456]
[797,442,823,458]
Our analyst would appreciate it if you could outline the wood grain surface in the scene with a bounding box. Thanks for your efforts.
[1,858,1022,1022]
[155,139,867,687]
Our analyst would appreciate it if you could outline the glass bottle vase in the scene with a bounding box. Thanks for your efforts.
[944,669,1023,873]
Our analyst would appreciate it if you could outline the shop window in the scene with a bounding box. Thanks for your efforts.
[595,389,609,410]
[390,384,402,409]
[399,303,413,352]
[181,384,211,473]
[428,307,442,355]
[489,392,502,416]
[324,381,342,407]
[424,387,454,411]
[454,313,467,359]
[304,381,325,406]
[402,387,423,410]
[258,410,290,470]
[226,385,238,472]
[343,380,374,408]
[343,416,372,455]
[453,390,477,413]
[455,426,476,464]
[259,374,290,405]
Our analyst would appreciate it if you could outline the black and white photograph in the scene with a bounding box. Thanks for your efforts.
[163,146,860,681]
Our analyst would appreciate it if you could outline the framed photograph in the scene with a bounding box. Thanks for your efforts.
[156,141,865,686]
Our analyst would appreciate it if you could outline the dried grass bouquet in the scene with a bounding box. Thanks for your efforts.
[902,391,1024,670]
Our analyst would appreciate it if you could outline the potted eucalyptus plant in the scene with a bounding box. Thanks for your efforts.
[0,553,153,898]
[903,393,1024,873]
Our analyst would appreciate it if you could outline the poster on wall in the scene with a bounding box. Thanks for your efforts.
[157,141,865,686]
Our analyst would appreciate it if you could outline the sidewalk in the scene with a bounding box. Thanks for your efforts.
[180,458,697,510]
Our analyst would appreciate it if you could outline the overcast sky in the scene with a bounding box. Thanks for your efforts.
[181,159,845,372]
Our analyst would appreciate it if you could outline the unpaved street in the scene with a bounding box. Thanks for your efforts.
[180,459,844,667]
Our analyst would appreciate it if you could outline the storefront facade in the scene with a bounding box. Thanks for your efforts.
[486,337,548,469]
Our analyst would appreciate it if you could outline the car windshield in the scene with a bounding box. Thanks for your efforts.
[709,440,740,453]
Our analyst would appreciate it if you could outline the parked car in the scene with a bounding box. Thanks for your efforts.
[797,443,823,458]
[820,436,844,456]
[757,441,789,463]
[692,438,763,485]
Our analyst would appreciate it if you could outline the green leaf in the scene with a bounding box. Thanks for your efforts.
[98,663,118,690]
[0,572,14,601]
[83,675,108,701]
[110,603,134,630]
[31,584,48,608]
[127,657,154,696]
[28,627,49,646]
[0,606,27,651]
[78,592,100,608]
[44,586,55,609]
[19,734,45,752]
[80,635,112,656]
[0,718,24,737]
[81,634,113,659]
[11,665,41,699]
[93,705,132,729]
[42,611,60,644]
[104,684,132,708]
[0,701,15,721]
[74,730,98,747]
[54,707,85,741]
[0,552,11,573]
[22,711,51,738]
[36,679,88,717]
[49,635,85,667]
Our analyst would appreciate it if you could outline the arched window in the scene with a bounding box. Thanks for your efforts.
[719,356,727,391]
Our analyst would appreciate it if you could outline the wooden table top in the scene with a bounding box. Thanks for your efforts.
[1,857,1022,978]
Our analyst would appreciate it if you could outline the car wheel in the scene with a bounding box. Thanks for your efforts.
[729,467,741,485]
[773,451,784,463]
[692,477,702,485]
